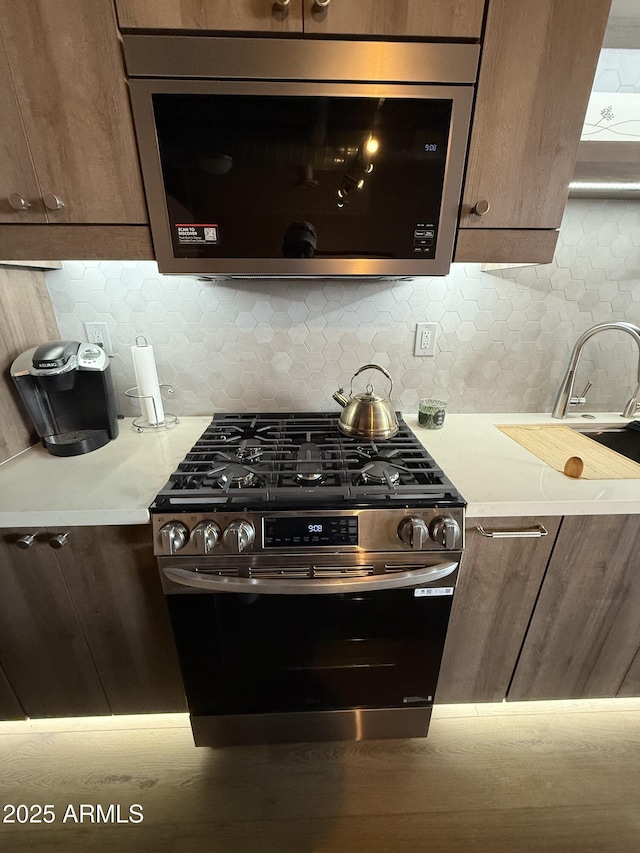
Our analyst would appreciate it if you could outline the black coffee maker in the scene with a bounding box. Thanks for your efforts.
[11,340,119,456]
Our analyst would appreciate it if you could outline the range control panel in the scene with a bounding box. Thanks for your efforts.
[152,508,464,557]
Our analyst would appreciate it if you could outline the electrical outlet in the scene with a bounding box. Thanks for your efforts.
[414,322,438,357]
[84,322,113,357]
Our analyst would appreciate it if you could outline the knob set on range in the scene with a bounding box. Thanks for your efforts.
[158,519,256,555]
[222,520,255,554]
[159,521,189,555]
[430,517,462,549]
[192,521,221,554]
[398,516,461,550]
[398,517,430,550]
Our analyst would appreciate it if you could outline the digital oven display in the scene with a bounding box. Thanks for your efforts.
[264,516,358,548]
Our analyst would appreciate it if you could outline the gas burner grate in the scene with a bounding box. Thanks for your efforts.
[152,412,465,511]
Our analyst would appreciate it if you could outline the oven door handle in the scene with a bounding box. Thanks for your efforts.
[161,561,459,594]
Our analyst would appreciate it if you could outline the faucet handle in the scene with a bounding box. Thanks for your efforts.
[570,380,592,406]
[623,382,640,419]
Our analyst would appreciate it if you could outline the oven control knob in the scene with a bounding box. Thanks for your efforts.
[159,521,189,555]
[223,520,255,553]
[192,521,221,554]
[430,516,462,550]
[398,517,430,550]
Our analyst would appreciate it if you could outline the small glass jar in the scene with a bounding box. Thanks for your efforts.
[418,399,447,429]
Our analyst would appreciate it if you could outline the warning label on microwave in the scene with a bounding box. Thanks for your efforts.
[175,224,219,245]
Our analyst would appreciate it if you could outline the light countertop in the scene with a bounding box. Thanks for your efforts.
[0,412,638,528]
[405,412,640,518]
[0,417,210,527]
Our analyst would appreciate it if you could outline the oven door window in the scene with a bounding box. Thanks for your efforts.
[152,92,452,263]
[168,589,453,716]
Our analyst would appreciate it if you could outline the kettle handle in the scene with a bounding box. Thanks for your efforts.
[350,363,393,397]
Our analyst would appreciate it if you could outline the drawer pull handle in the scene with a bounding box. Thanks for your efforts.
[9,193,32,211]
[472,199,490,216]
[476,524,548,539]
[16,534,37,549]
[43,193,65,210]
[49,533,69,549]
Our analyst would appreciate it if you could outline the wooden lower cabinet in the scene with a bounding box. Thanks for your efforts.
[0,664,25,721]
[0,529,110,718]
[436,517,560,704]
[618,648,640,698]
[438,513,640,705]
[0,524,185,720]
[54,525,186,714]
[508,515,640,701]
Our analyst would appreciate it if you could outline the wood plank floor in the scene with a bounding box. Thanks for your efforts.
[1,699,639,852]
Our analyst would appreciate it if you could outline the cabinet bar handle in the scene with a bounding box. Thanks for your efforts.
[476,524,548,539]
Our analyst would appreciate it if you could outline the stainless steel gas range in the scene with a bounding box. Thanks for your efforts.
[151,412,465,746]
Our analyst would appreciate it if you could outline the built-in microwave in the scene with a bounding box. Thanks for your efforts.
[124,36,478,277]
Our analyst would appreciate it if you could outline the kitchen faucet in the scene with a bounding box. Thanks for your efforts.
[551,322,640,419]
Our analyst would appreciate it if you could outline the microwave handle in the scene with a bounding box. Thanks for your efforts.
[162,560,458,595]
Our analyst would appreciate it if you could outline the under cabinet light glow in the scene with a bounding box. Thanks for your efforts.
[569,181,640,192]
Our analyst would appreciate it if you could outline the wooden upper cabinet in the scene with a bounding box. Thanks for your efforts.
[115,0,304,32]
[303,0,485,38]
[0,0,147,224]
[0,40,45,224]
[460,0,611,230]
[114,0,482,37]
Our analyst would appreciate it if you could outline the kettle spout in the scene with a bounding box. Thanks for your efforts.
[333,389,349,408]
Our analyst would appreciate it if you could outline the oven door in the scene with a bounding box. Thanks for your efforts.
[164,564,458,745]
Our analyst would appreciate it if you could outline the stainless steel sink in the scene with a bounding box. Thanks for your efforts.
[568,422,640,464]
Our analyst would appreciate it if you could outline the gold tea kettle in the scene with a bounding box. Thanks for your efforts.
[333,364,399,439]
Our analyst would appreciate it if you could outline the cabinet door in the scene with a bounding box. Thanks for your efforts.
[0,666,25,721]
[618,648,640,698]
[0,529,110,718]
[459,0,610,230]
[436,517,559,704]
[54,526,186,714]
[303,0,485,38]
[0,0,147,224]
[0,39,45,223]
[115,0,304,32]
[509,515,640,701]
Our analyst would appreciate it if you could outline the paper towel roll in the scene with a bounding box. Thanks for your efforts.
[131,341,164,425]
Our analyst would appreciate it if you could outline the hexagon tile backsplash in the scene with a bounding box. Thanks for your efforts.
[47,199,639,417]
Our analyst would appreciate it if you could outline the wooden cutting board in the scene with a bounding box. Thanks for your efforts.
[497,424,640,479]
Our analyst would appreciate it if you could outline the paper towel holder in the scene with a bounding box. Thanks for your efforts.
[126,336,179,432]
[125,384,178,432]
